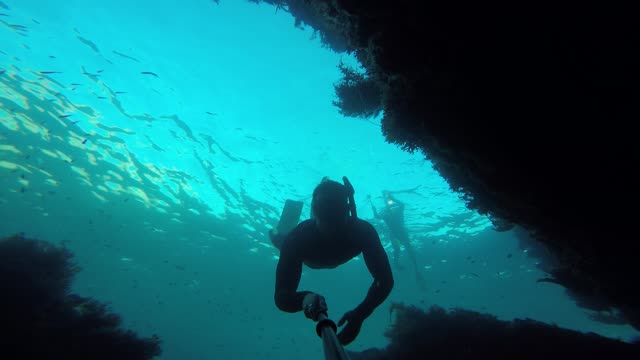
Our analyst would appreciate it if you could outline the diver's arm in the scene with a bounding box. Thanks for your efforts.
[370,201,381,219]
[354,223,394,319]
[274,238,311,312]
[388,186,420,195]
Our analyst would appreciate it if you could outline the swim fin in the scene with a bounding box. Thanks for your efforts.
[277,199,304,235]
[271,199,304,250]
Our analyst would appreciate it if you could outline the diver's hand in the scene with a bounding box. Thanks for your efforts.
[337,310,365,345]
[303,293,328,321]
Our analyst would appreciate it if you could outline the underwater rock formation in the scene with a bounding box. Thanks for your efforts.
[249,0,639,330]
[0,234,161,359]
[347,303,640,360]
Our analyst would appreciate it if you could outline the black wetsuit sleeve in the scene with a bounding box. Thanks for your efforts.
[371,203,381,219]
[274,233,311,312]
[354,223,394,319]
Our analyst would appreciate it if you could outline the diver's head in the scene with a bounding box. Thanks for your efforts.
[312,180,350,231]
[383,191,394,207]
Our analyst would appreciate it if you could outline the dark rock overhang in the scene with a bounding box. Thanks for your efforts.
[249,0,639,330]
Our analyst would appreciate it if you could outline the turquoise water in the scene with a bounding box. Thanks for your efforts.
[1,1,637,359]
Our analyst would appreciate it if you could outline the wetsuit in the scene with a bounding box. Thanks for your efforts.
[372,197,409,262]
[375,200,409,244]
[371,195,426,290]
[274,218,394,319]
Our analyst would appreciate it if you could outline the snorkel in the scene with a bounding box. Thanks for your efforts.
[342,176,357,218]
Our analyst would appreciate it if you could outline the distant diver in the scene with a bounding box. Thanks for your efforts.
[369,189,427,290]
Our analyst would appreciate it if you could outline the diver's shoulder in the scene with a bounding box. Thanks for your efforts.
[352,218,377,233]
[298,219,316,228]
[282,220,315,253]
[290,219,315,234]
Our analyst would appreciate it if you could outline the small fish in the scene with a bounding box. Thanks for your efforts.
[536,277,561,285]
[471,273,480,278]
[205,111,217,116]
[97,96,107,99]
[58,114,71,118]
[115,91,127,94]
[71,120,80,124]
[97,69,103,73]
[141,71,158,77]
[39,71,62,74]
[49,55,56,59]
[32,19,40,24]
[70,83,82,86]
[112,50,140,63]
[82,139,87,144]
[507,253,512,258]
